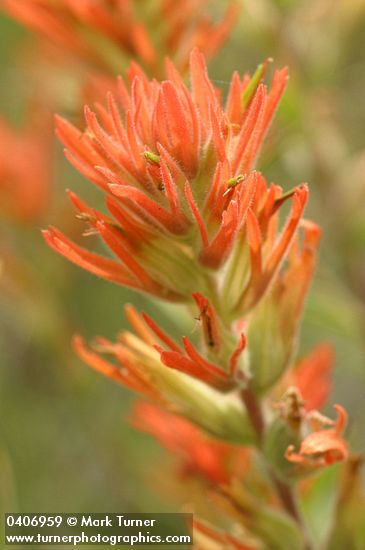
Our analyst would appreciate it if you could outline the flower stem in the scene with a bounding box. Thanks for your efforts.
[240,385,313,550]
[240,386,265,444]
[270,470,303,525]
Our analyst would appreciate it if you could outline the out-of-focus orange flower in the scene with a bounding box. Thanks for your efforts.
[44,51,310,316]
[0,114,52,223]
[292,344,334,411]
[1,0,239,76]
[131,401,248,485]
[286,404,348,468]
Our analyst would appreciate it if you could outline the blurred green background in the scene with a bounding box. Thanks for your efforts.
[1,1,365,547]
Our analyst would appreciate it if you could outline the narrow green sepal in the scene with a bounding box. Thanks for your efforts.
[242,58,273,110]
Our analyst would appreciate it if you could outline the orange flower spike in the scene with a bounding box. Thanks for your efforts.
[46,51,294,306]
[286,405,349,468]
[60,51,277,202]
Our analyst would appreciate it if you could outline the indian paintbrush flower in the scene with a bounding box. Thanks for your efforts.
[37,40,352,549]
[43,50,311,322]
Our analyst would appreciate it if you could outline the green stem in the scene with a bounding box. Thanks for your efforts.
[240,386,265,444]
[270,470,304,526]
[240,386,313,550]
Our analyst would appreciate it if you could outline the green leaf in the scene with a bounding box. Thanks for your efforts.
[253,506,305,550]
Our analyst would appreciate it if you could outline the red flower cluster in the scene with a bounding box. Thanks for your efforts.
[44,50,311,317]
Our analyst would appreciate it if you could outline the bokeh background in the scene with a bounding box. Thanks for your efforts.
[1,0,365,546]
